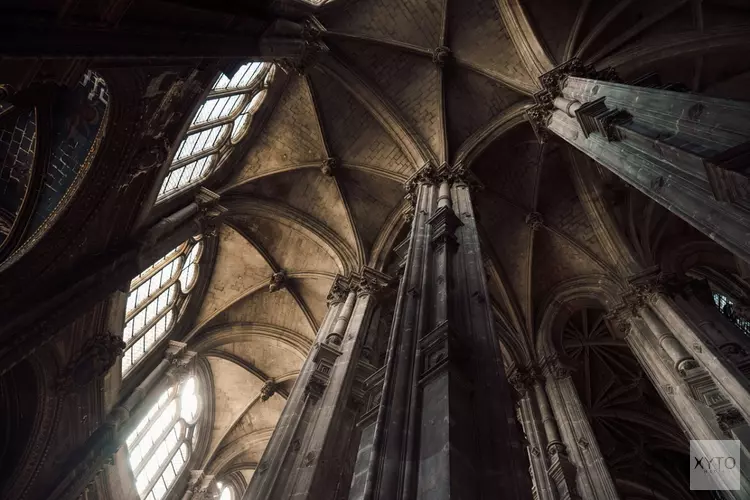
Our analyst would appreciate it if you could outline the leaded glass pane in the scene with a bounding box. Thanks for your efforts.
[156,62,273,200]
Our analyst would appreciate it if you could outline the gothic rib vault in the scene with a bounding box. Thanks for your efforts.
[180,0,750,495]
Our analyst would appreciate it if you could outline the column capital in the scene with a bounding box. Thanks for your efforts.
[326,274,351,306]
[166,341,196,382]
[508,367,541,395]
[541,356,572,380]
[403,162,482,197]
[527,57,621,142]
[356,267,392,298]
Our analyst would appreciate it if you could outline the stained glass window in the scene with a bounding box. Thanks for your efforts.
[157,62,274,200]
[713,292,750,335]
[122,238,203,376]
[126,376,202,500]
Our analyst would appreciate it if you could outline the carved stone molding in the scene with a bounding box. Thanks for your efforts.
[542,357,571,380]
[508,367,539,395]
[717,407,746,433]
[356,267,392,298]
[306,342,342,401]
[574,97,632,142]
[57,333,125,393]
[526,57,621,142]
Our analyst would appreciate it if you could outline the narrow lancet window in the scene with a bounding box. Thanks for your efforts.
[713,292,750,335]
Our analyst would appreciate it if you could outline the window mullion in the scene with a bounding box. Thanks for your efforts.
[126,258,185,322]
[133,413,182,478]
[187,103,247,135]
[169,144,224,171]
[138,432,190,499]
[129,392,179,454]
[129,253,183,294]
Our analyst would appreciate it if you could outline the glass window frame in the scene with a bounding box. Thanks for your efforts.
[156,62,275,202]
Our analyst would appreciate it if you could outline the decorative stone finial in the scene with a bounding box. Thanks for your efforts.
[269,270,287,293]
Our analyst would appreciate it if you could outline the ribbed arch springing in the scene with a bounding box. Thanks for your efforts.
[157,62,275,200]
[126,376,202,500]
[122,237,203,375]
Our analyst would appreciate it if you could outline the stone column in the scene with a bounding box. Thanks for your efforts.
[527,58,750,263]
[623,313,750,498]
[509,370,557,500]
[49,342,196,500]
[245,268,390,500]
[543,359,620,500]
[651,292,750,424]
[359,164,531,500]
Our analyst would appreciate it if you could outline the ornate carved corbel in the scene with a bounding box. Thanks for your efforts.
[57,332,126,393]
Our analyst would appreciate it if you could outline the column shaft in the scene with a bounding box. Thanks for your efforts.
[529,59,750,262]
[544,369,619,500]
[626,316,750,499]
[364,165,531,500]
[245,270,389,500]
[651,294,750,423]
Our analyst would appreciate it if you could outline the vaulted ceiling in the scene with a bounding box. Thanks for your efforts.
[185,0,750,487]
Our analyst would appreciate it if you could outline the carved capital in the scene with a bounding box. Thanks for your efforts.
[704,142,750,208]
[508,368,539,395]
[356,267,392,298]
[542,357,571,380]
[57,333,126,393]
[269,270,287,293]
[326,274,350,306]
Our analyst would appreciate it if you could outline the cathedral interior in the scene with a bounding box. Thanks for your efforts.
[2,0,750,499]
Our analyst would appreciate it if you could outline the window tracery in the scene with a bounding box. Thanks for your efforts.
[157,62,274,200]
[217,482,235,500]
[126,376,202,500]
[713,291,750,335]
[122,237,203,376]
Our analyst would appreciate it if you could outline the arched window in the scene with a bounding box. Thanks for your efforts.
[122,237,203,376]
[157,62,274,201]
[126,376,202,500]
[0,70,109,267]
[713,291,750,335]
[217,482,235,500]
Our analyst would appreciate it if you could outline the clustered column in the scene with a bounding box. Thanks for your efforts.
[610,271,750,497]
[349,164,531,500]
[244,268,390,500]
[527,58,750,264]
